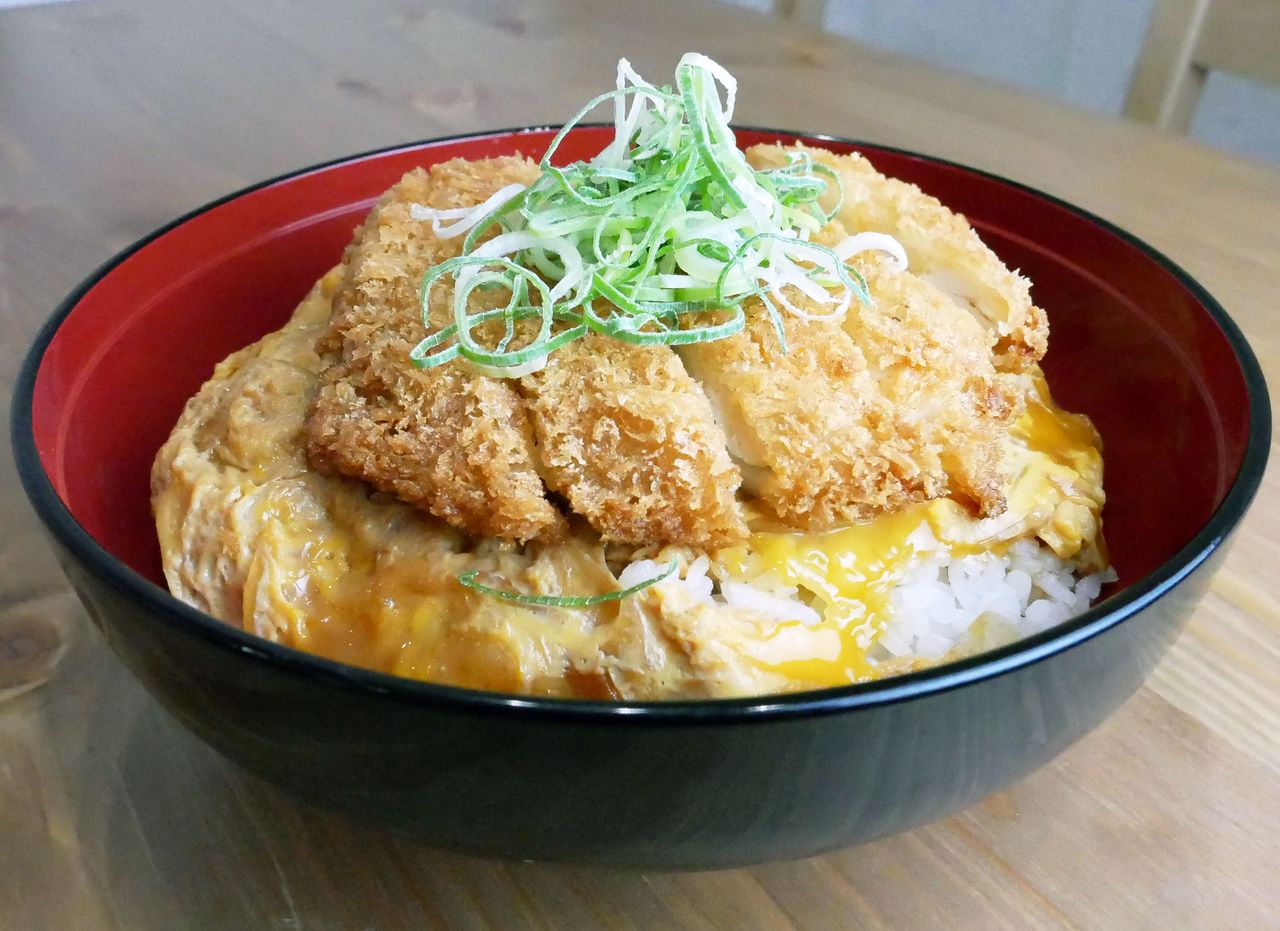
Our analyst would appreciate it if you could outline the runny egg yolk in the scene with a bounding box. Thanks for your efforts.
[713,503,932,683]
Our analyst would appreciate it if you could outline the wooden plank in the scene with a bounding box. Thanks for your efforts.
[1123,0,1213,128]
[1126,0,1280,131]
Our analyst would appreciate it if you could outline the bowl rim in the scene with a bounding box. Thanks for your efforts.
[11,125,1272,723]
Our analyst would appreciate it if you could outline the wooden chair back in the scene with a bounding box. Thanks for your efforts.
[1126,0,1280,132]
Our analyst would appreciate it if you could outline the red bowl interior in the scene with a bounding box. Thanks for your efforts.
[28,128,1256,595]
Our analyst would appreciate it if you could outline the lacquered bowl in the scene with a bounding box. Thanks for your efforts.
[12,127,1271,868]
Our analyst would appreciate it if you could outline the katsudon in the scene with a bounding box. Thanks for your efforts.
[152,55,1111,699]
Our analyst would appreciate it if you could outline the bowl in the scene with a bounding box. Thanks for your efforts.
[12,127,1270,868]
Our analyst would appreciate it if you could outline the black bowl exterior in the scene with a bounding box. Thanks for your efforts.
[50,528,1219,867]
[13,130,1271,868]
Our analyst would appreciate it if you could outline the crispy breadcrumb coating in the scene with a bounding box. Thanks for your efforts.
[519,334,747,547]
[678,305,925,530]
[307,158,565,542]
[747,144,1049,372]
[844,252,1022,516]
[675,215,1021,529]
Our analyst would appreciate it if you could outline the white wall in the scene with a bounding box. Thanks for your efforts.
[721,0,1280,166]
[822,0,1154,113]
[1193,71,1280,166]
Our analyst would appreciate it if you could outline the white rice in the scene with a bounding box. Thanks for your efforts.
[619,524,1115,670]
[874,526,1115,662]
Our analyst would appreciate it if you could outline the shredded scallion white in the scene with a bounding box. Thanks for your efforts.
[409,53,907,374]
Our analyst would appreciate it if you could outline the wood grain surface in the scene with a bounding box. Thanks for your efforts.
[2,1,1277,928]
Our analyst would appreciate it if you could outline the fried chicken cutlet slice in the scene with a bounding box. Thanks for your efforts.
[677,304,929,530]
[747,144,1048,373]
[307,157,565,543]
[519,335,747,547]
[843,252,1022,516]
[308,157,748,548]
[675,232,1020,529]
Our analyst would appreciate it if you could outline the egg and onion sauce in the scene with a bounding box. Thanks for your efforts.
[152,270,1105,700]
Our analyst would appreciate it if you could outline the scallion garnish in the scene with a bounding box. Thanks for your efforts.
[458,560,677,608]
[408,52,908,375]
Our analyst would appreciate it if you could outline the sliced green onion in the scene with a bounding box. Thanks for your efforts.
[408,53,907,375]
[458,560,677,607]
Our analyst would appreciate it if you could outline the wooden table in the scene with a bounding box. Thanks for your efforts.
[2,1,1277,927]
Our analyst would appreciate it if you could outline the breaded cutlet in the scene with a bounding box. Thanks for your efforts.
[676,215,1020,530]
[844,252,1022,517]
[308,150,1033,545]
[747,144,1049,373]
[677,304,932,530]
[307,157,565,543]
[520,334,747,548]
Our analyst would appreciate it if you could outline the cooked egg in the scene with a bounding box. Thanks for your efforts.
[153,274,1105,698]
[154,245,1106,700]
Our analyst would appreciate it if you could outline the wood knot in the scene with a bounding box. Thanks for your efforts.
[0,613,68,702]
